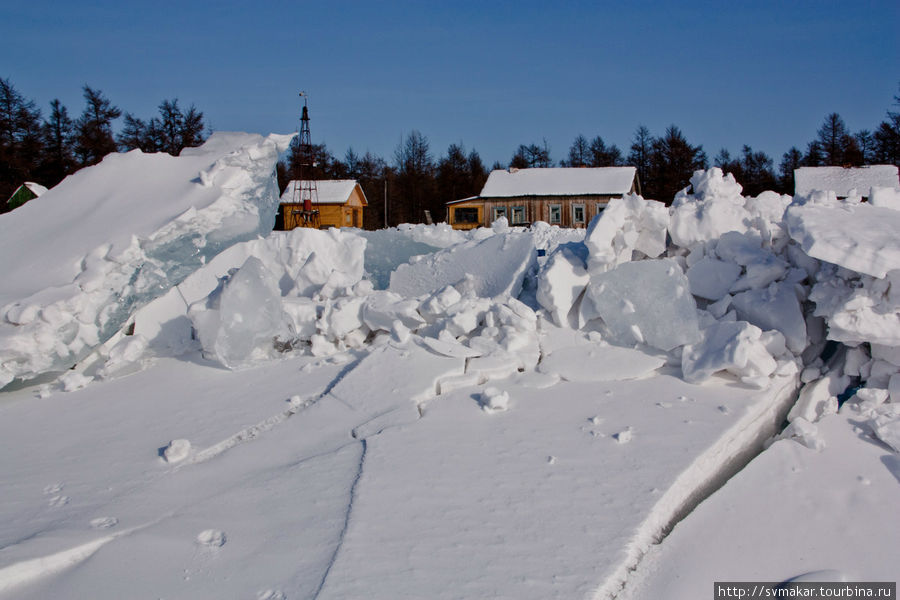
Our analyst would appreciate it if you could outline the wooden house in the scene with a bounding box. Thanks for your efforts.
[447,167,639,230]
[278,179,368,230]
[6,182,48,210]
[794,165,899,201]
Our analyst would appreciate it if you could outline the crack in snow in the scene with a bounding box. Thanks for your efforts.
[312,439,367,600]
[603,377,801,600]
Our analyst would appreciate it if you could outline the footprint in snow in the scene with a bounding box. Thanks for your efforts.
[43,483,63,495]
[257,591,286,600]
[47,495,70,507]
[91,517,119,529]
[196,529,227,548]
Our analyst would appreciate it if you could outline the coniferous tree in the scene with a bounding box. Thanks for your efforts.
[394,130,436,224]
[564,134,590,167]
[803,141,823,167]
[467,149,487,193]
[74,86,120,166]
[118,99,205,155]
[178,104,205,150]
[816,113,850,166]
[854,130,875,165]
[779,147,803,193]
[39,99,75,186]
[873,84,900,166]
[588,136,622,167]
[713,148,735,170]
[344,147,360,179]
[646,125,707,203]
[627,125,653,196]
[117,113,150,152]
[437,143,469,204]
[510,141,552,168]
[737,145,776,196]
[356,151,389,229]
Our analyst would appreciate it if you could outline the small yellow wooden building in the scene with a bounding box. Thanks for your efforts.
[447,167,639,230]
[278,180,368,230]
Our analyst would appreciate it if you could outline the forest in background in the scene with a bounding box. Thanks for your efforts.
[2,77,899,227]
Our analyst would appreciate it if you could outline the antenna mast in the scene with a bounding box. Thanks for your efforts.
[291,91,320,228]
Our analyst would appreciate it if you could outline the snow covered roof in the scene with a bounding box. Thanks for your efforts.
[794,165,899,198]
[5,182,48,205]
[446,195,480,206]
[281,180,363,205]
[479,167,637,198]
[23,182,49,196]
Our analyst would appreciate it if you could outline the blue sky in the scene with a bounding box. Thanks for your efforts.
[2,0,898,167]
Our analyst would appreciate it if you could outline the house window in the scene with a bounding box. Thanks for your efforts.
[596,202,606,217]
[454,207,479,224]
[492,206,508,222]
[511,206,526,225]
[549,204,561,224]
[572,204,585,224]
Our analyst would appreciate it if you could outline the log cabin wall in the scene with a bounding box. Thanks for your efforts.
[478,195,619,229]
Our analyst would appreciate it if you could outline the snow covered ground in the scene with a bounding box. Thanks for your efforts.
[1,150,898,599]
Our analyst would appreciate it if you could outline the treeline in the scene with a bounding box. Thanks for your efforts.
[276,86,899,226]
[5,75,900,226]
[0,78,206,214]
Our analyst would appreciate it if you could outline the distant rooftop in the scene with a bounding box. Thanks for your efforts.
[794,165,899,198]
[280,179,360,205]
[480,167,637,198]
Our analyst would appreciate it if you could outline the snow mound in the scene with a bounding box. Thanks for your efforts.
[0,132,291,388]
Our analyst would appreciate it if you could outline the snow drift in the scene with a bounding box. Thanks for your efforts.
[0,132,291,387]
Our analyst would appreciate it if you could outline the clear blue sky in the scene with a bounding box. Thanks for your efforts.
[3,0,898,167]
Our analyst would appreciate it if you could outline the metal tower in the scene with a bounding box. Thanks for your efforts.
[290,91,320,228]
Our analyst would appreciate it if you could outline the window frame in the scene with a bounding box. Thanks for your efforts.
[549,203,561,224]
[454,206,480,224]
[511,205,526,225]
[572,203,585,224]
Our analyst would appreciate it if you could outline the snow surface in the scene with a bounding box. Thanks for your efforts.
[480,167,636,197]
[280,179,361,205]
[619,412,899,598]
[1,155,899,599]
[794,165,899,198]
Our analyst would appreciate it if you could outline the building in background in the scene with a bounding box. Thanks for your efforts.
[6,182,48,210]
[447,167,639,230]
[794,165,899,201]
[277,180,367,230]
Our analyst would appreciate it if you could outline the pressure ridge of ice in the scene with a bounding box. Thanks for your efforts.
[4,160,900,455]
[0,132,292,387]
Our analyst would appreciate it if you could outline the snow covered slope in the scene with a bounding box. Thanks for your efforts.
[0,132,291,387]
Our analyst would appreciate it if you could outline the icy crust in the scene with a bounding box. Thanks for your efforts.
[785,194,900,279]
[0,132,290,388]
